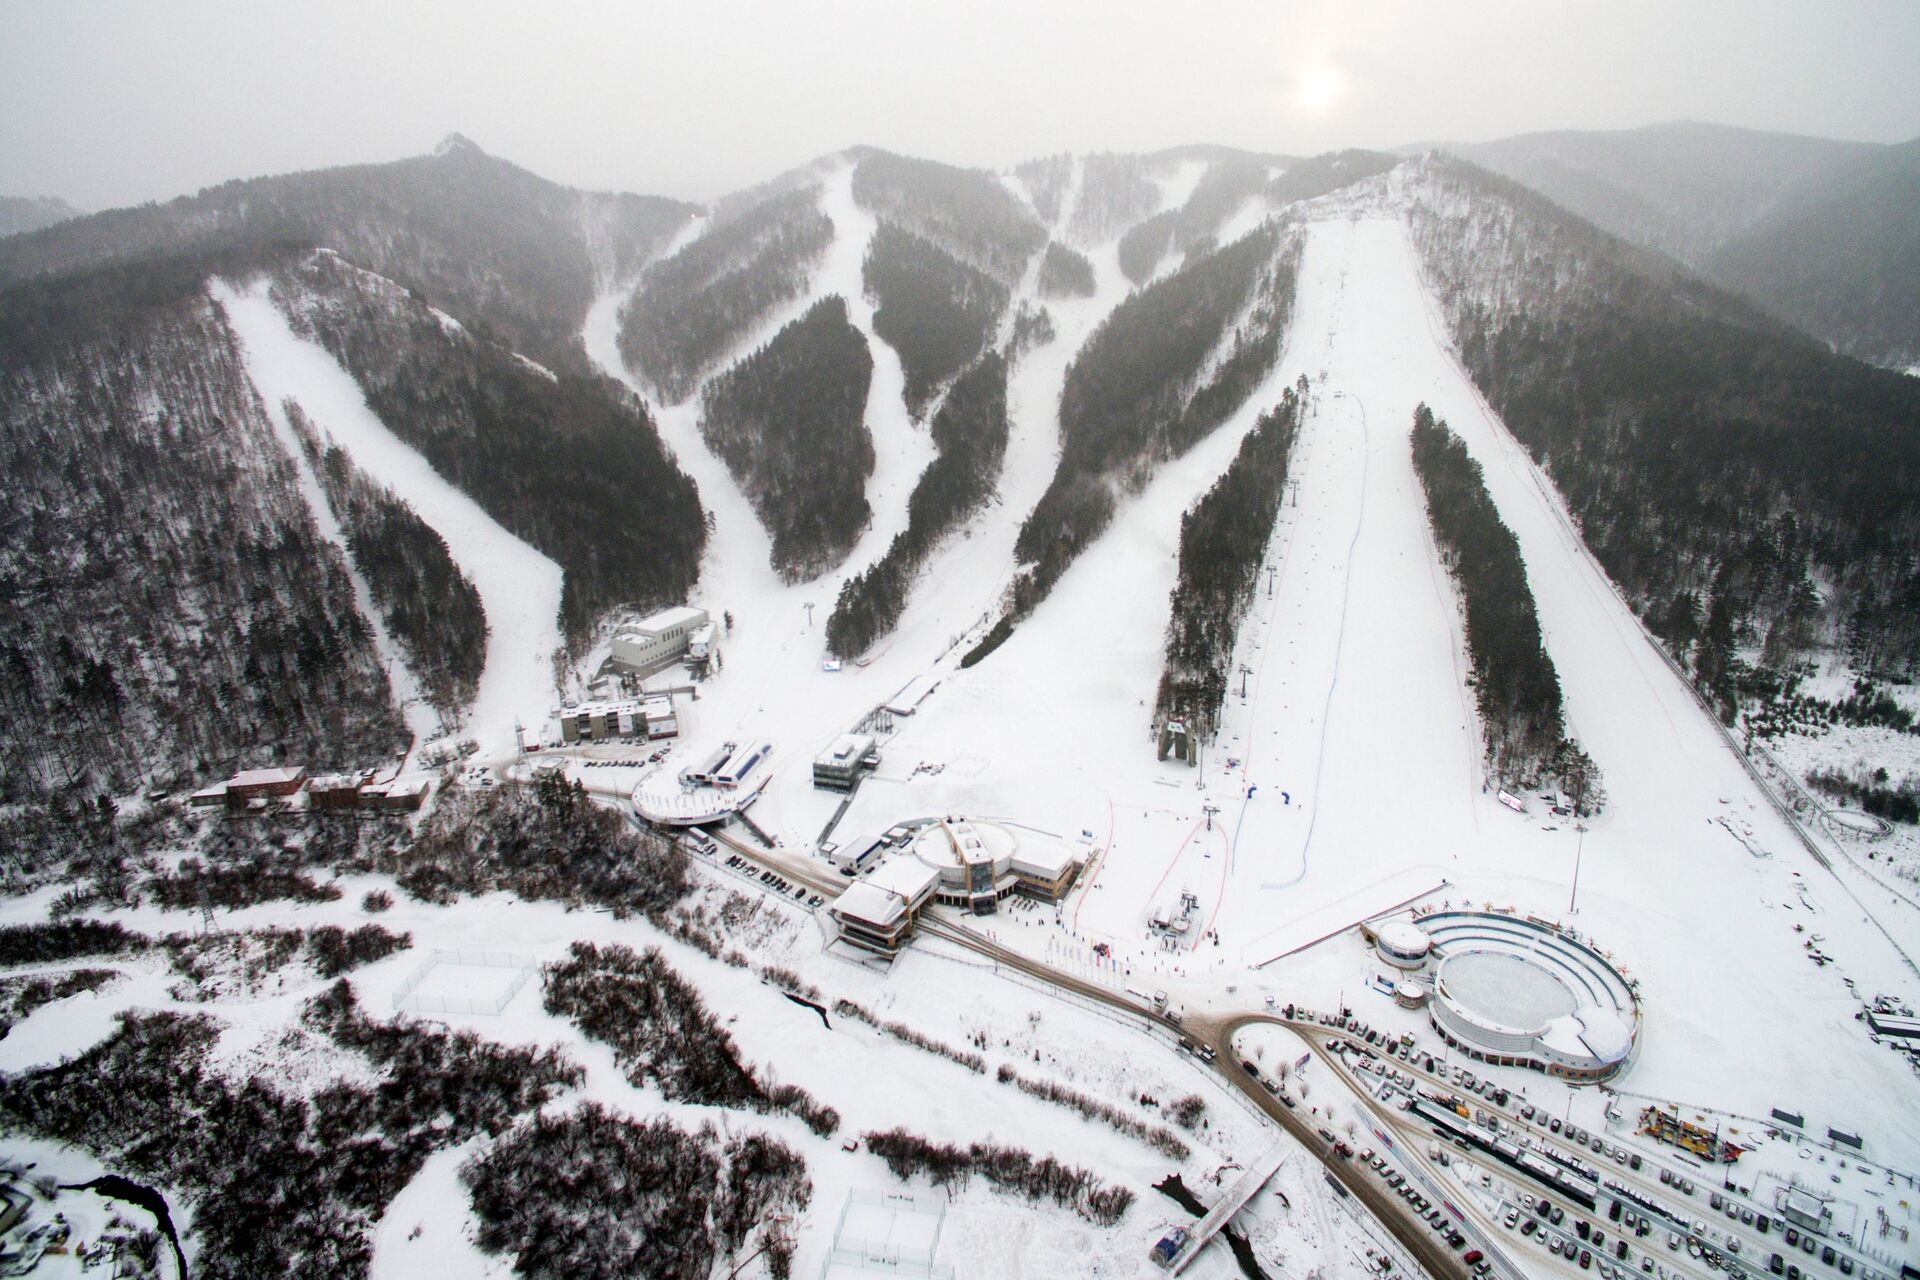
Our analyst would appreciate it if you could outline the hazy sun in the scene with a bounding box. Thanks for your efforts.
[1293,63,1347,115]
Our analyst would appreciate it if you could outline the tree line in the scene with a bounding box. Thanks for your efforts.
[701,295,876,581]
[828,353,1009,657]
[289,403,486,718]
[0,134,694,367]
[280,249,707,646]
[620,187,834,403]
[1156,388,1305,742]
[1411,406,1602,809]
[863,1128,1136,1226]
[1037,242,1097,298]
[851,150,1046,283]
[864,221,1010,417]
[967,225,1299,666]
[1405,155,1920,723]
[0,260,407,803]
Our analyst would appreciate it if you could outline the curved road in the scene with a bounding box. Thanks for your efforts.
[697,824,1470,1277]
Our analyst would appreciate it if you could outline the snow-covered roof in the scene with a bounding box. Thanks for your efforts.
[1539,1005,1633,1066]
[832,881,909,929]
[868,857,940,901]
[1376,920,1431,955]
[815,734,874,767]
[635,605,706,635]
[1010,837,1079,880]
[227,766,306,789]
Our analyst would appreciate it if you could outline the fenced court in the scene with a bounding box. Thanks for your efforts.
[391,948,540,1015]
[823,1189,951,1279]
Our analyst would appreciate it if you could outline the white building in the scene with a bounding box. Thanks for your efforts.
[830,858,941,956]
[610,606,708,676]
[1372,919,1433,971]
[812,733,876,791]
[558,695,678,743]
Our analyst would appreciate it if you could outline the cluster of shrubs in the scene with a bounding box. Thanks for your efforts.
[0,983,578,1278]
[0,919,150,966]
[396,774,688,918]
[1806,766,1920,825]
[544,941,839,1136]
[863,1128,1136,1226]
[464,1101,811,1280]
[994,1064,1190,1160]
[831,999,987,1074]
[147,859,342,911]
[1170,1094,1208,1131]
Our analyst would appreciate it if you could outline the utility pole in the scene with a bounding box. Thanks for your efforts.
[803,602,813,628]
[1238,664,1253,699]
[1203,802,1220,832]
[1267,564,1277,597]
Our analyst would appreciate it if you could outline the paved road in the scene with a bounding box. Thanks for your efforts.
[699,825,1470,1278]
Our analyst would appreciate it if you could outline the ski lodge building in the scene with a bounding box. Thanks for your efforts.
[829,858,940,957]
[610,606,708,677]
[827,816,1083,956]
[558,695,679,744]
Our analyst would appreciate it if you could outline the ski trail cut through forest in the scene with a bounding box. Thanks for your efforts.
[216,278,563,761]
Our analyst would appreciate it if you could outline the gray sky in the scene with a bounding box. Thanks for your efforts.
[5,0,1919,211]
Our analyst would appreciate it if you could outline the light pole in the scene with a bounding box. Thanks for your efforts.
[1569,822,1586,915]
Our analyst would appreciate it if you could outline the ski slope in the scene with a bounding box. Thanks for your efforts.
[215,279,564,762]
[846,216,1920,1156]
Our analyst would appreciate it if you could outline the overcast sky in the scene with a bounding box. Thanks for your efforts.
[5,0,1919,211]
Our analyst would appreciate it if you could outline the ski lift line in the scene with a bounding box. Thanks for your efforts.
[1231,379,1324,788]
[1273,382,1370,892]
[1141,817,1209,933]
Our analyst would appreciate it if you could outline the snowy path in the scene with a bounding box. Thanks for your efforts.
[216,279,564,761]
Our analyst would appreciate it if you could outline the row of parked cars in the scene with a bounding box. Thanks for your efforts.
[719,851,825,908]
[1512,1194,1648,1275]
[1359,1150,1491,1276]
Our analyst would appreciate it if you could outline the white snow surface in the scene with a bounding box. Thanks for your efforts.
[214,278,564,759]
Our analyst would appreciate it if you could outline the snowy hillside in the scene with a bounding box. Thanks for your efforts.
[3,138,1918,1280]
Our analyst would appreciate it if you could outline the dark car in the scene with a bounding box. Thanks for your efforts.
[1580,1248,1592,1269]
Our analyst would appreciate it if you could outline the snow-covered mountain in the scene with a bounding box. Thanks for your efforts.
[2,134,1918,1280]
[1445,120,1920,365]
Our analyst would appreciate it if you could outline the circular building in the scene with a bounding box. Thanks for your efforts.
[902,817,1084,915]
[1373,920,1433,971]
[1396,979,1430,1010]
[1417,911,1639,1082]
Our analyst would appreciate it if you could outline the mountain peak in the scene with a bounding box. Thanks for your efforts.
[432,132,484,159]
